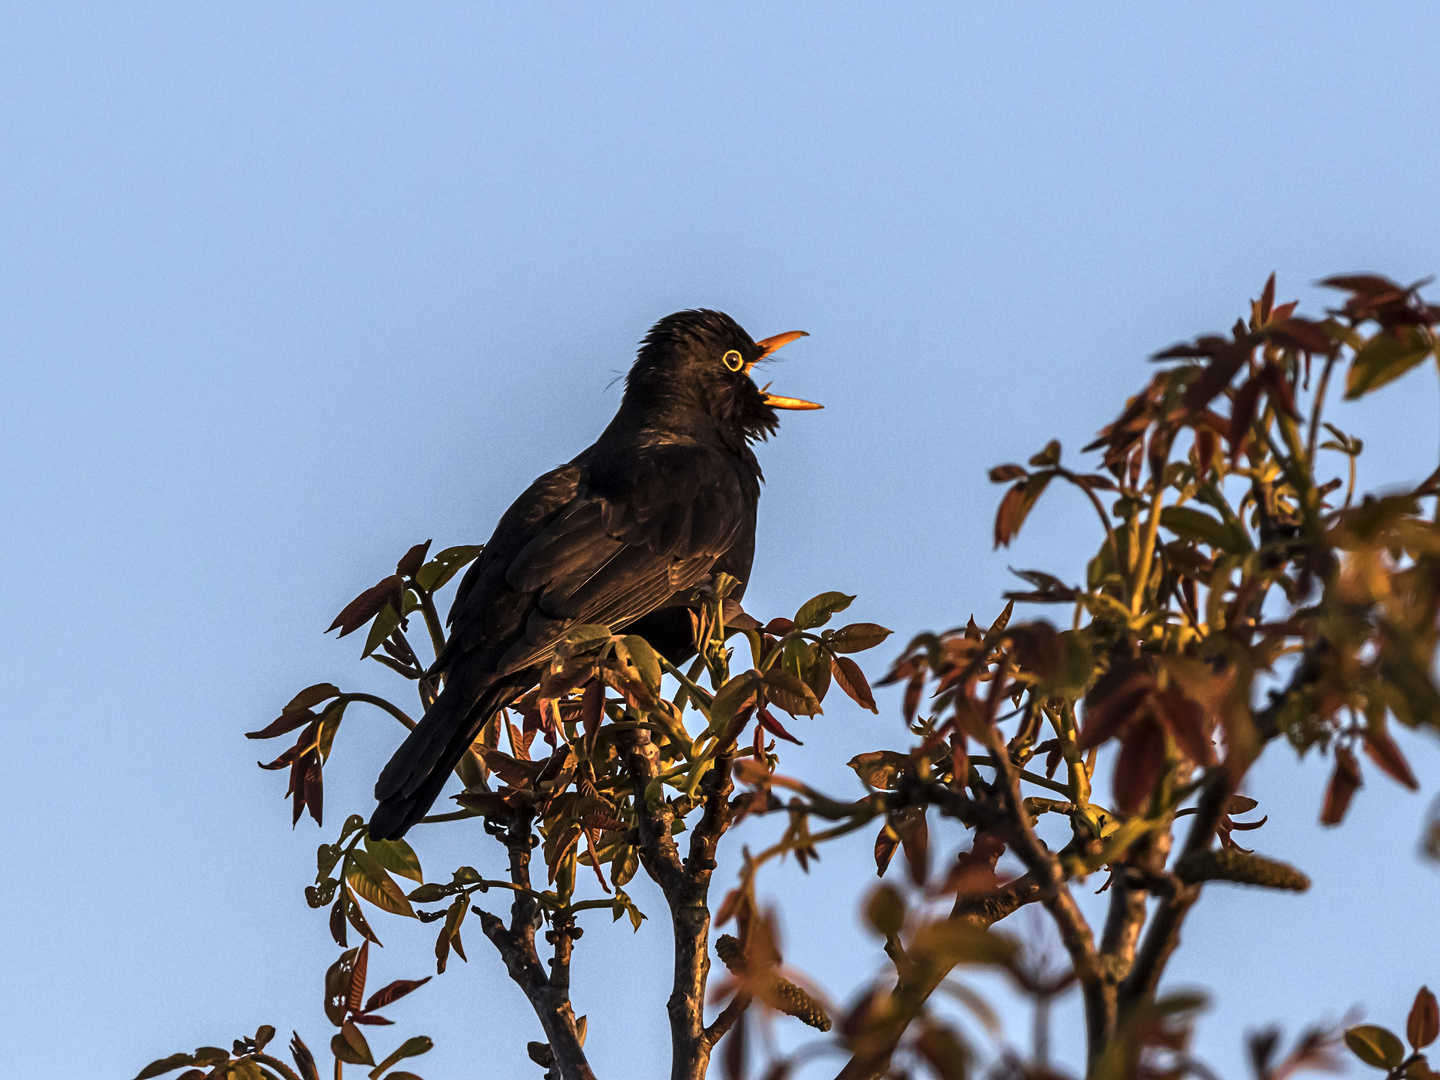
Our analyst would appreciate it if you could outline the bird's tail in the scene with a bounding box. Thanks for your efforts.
[368,674,522,841]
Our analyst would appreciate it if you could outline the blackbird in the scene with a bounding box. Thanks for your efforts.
[369,309,818,840]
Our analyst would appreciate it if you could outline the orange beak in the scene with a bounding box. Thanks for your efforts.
[751,330,822,411]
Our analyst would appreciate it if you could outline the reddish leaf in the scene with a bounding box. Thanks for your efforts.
[328,576,403,638]
[580,680,604,746]
[1113,717,1166,817]
[832,656,878,712]
[1410,987,1439,1050]
[1229,375,1263,459]
[365,976,432,1013]
[1268,317,1338,356]
[348,940,370,1013]
[1077,664,1154,751]
[1152,685,1216,766]
[988,463,1028,482]
[1181,342,1252,415]
[1261,363,1302,420]
[1363,728,1419,790]
[873,826,899,877]
[1320,745,1362,825]
[247,708,320,742]
[894,807,930,886]
[757,707,802,745]
[1318,273,1404,297]
[396,540,432,579]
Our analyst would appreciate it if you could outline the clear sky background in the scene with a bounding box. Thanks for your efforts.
[5,4,1440,1078]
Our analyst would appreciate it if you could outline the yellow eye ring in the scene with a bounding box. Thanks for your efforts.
[722,349,745,372]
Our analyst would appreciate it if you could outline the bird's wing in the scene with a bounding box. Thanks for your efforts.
[446,446,751,677]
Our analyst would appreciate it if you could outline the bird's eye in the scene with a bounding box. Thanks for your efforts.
[722,349,745,372]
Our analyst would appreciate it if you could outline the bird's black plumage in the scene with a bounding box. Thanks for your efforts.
[369,310,806,840]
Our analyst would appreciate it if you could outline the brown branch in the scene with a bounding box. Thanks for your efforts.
[621,726,726,1080]
[474,809,596,1080]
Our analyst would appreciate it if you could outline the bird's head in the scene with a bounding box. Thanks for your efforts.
[622,309,819,445]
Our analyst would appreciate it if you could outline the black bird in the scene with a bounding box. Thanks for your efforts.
[369,310,818,840]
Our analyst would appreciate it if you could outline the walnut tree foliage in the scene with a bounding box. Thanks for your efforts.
[138,273,1440,1080]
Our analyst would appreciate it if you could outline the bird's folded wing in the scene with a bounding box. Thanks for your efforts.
[488,450,747,674]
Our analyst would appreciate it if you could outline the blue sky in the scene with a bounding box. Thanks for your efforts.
[5,4,1440,1078]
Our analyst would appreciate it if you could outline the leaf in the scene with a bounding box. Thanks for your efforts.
[253,1026,277,1052]
[365,975,433,1014]
[908,919,1018,967]
[290,1034,320,1080]
[993,474,1053,548]
[1346,326,1433,399]
[874,824,899,876]
[347,849,417,917]
[396,540,432,580]
[757,707,803,745]
[414,545,483,592]
[1161,506,1249,553]
[347,941,372,1017]
[708,672,760,734]
[1029,439,1061,467]
[363,602,402,659]
[1346,1025,1406,1069]
[1077,663,1155,751]
[619,635,663,693]
[364,836,425,884]
[988,464,1028,483]
[848,750,910,790]
[333,1023,375,1067]
[865,884,907,938]
[133,1054,197,1080]
[1112,718,1167,817]
[369,1036,434,1080]
[612,888,647,931]
[1321,745,1363,826]
[793,591,855,631]
[329,577,403,638]
[761,670,822,717]
[832,656,878,712]
[825,623,893,653]
[1411,987,1439,1050]
[1363,728,1419,791]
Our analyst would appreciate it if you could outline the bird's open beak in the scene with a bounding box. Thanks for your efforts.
[752,330,823,410]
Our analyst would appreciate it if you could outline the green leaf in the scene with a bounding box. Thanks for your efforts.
[619,635,663,693]
[285,683,341,713]
[368,1036,434,1079]
[347,848,416,918]
[707,672,759,734]
[1346,326,1433,399]
[133,1054,197,1080]
[559,624,614,653]
[908,920,1018,967]
[865,884,907,937]
[414,545,483,592]
[824,623,893,654]
[364,836,424,884]
[316,699,349,763]
[1029,439,1061,467]
[761,670,822,717]
[227,1061,267,1080]
[612,888,647,931]
[1160,506,1249,553]
[406,882,454,904]
[363,603,402,658]
[793,591,855,631]
[1347,1025,1406,1069]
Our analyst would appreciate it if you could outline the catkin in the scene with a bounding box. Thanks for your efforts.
[714,934,831,1031]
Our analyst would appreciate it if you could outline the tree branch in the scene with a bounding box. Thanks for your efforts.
[475,809,596,1080]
